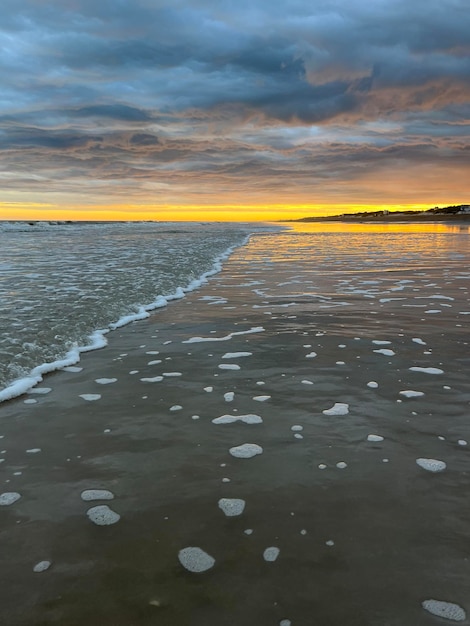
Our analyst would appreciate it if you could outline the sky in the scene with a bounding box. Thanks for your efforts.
[0,0,469,221]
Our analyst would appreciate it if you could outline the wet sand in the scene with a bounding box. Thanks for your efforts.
[0,227,469,625]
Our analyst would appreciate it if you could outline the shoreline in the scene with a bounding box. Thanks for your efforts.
[288,213,470,224]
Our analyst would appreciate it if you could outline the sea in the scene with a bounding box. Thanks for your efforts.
[0,221,271,402]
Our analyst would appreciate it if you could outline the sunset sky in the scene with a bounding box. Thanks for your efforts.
[0,0,468,221]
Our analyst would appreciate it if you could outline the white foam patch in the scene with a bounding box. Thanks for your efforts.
[178,547,215,572]
[95,378,117,384]
[326,540,335,546]
[373,349,395,356]
[26,448,41,454]
[336,462,347,469]
[63,366,83,372]
[33,560,51,573]
[87,505,120,525]
[412,338,427,345]
[291,425,303,431]
[301,379,314,385]
[183,326,265,343]
[81,489,114,501]
[218,498,246,516]
[416,458,446,472]
[163,372,182,377]
[147,360,162,365]
[24,399,37,404]
[0,492,21,506]
[372,340,392,345]
[323,403,349,416]
[367,381,379,388]
[229,443,263,458]
[280,621,292,626]
[170,405,183,411]
[253,395,270,402]
[318,464,327,470]
[213,414,263,425]
[409,367,444,375]
[305,352,317,358]
[367,434,384,442]
[400,390,424,398]
[218,364,241,370]
[458,440,467,446]
[140,376,163,383]
[222,352,252,358]
[224,392,234,402]
[204,386,214,392]
[79,394,101,401]
[263,547,280,562]
[422,599,466,621]
[244,528,253,535]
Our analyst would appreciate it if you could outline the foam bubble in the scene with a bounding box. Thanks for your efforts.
[409,367,444,375]
[301,379,314,385]
[86,505,120,525]
[367,434,384,442]
[373,349,395,356]
[323,403,349,416]
[213,414,263,425]
[399,390,424,398]
[318,464,327,470]
[280,620,292,626]
[367,381,379,388]
[336,462,347,469]
[95,378,117,384]
[422,599,466,621]
[28,387,51,395]
[244,529,253,535]
[218,498,246,516]
[416,458,447,472]
[218,364,241,370]
[458,440,467,446]
[170,405,183,411]
[253,395,271,401]
[63,366,83,373]
[326,540,335,546]
[26,448,41,454]
[178,547,215,572]
[140,376,163,383]
[224,392,234,402]
[372,340,392,345]
[33,560,51,573]
[79,394,101,401]
[81,489,114,501]
[229,443,263,458]
[163,372,182,377]
[291,425,303,431]
[412,338,427,345]
[263,546,280,562]
[0,492,21,506]
[305,352,317,358]
[222,352,252,358]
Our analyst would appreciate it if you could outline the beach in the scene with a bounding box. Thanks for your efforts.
[0,223,469,625]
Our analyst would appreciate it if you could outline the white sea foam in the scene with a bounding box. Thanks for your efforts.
[28,387,51,394]
[224,392,234,402]
[213,414,263,425]
[301,379,314,385]
[26,448,41,454]
[229,443,263,458]
[218,364,241,370]
[412,338,427,345]
[183,326,265,343]
[95,378,117,384]
[263,547,280,562]
[0,492,21,505]
[218,498,246,516]
[305,352,317,358]
[373,349,395,356]
[81,489,114,501]
[140,376,163,383]
[163,372,182,377]
[170,405,183,411]
[33,560,51,573]
[178,547,215,573]
[422,599,466,621]
[409,367,444,375]
[253,395,270,401]
[336,462,347,469]
[80,394,101,401]
[204,386,214,392]
[416,458,446,472]
[367,434,384,442]
[323,403,349,416]
[367,381,379,388]
[399,390,424,398]
[372,340,392,345]
[87,505,120,525]
[222,352,252,358]
[291,425,303,431]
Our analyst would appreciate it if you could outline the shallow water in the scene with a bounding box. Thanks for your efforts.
[0,222,469,625]
[0,222,257,398]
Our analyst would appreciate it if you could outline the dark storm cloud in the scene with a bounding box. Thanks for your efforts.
[0,0,468,206]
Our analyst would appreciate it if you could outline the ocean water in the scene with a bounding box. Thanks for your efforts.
[0,221,265,401]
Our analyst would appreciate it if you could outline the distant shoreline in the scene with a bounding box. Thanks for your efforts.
[289,213,470,223]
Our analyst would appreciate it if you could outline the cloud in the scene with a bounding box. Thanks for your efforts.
[0,0,468,211]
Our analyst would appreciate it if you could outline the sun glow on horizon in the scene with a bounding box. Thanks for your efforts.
[0,202,456,222]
